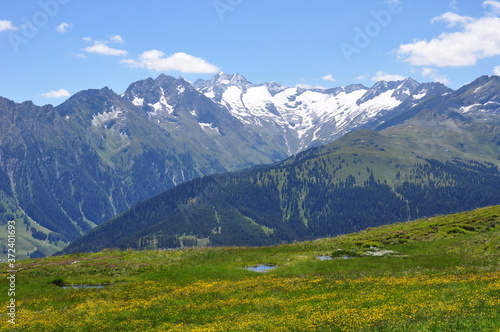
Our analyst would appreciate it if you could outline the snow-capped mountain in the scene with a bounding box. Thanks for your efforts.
[1,73,498,253]
[377,75,500,131]
[455,75,500,114]
[193,72,450,153]
[122,74,290,169]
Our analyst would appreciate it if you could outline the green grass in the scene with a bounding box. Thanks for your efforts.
[1,206,499,331]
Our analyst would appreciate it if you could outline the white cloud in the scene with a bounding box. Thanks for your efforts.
[398,11,500,67]
[371,71,406,82]
[122,50,219,74]
[494,66,500,75]
[83,37,128,56]
[354,75,367,81]
[110,35,124,44]
[322,74,337,82]
[56,22,72,33]
[431,12,474,27]
[84,42,128,56]
[483,0,500,15]
[0,20,17,32]
[421,68,450,85]
[41,89,71,98]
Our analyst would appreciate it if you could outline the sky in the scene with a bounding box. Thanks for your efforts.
[1,0,500,106]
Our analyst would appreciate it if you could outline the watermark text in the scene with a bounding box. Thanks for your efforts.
[6,219,16,325]
[340,1,403,63]
[213,0,243,21]
[7,0,71,53]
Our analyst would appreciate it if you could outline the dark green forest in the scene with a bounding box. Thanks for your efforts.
[62,142,500,254]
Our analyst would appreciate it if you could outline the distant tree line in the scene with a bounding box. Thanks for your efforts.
[61,156,500,254]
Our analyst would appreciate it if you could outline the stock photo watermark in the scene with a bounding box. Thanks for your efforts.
[213,0,243,21]
[340,1,403,63]
[6,219,17,325]
[7,0,71,53]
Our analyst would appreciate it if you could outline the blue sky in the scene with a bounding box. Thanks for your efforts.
[1,0,500,106]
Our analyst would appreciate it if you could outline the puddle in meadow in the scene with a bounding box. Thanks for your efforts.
[59,284,110,289]
[317,255,352,260]
[245,264,277,273]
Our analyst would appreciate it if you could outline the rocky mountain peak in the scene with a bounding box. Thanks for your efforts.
[208,72,250,90]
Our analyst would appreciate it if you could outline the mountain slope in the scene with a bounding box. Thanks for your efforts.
[61,104,500,253]
[377,75,500,131]
[0,80,288,252]
[7,206,500,331]
[0,74,289,250]
[122,74,288,169]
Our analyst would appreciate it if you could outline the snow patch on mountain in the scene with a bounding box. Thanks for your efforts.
[193,75,433,152]
[148,87,174,117]
[222,86,245,113]
[359,90,401,116]
[413,91,427,100]
[461,104,482,113]
[460,101,500,113]
[131,96,144,107]
[199,122,221,135]
[177,85,186,95]
[91,107,124,128]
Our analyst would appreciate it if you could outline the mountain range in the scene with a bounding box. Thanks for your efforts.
[192,72,451,153]
[0,73,499,257]
[61,75,500,254]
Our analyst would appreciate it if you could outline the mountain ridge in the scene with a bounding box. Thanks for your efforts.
[1,73,499,258]
[60,102,500,253]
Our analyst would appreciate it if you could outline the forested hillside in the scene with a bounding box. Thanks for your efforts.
[62,118,500,253]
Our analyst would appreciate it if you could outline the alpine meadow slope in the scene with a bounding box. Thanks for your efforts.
[3,205,500,331]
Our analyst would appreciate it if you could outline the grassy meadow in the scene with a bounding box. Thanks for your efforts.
[1,205,499,331]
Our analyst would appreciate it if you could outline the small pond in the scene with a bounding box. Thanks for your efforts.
[59,284,110,289]
[317,255,352,260]
[245,264,277,273]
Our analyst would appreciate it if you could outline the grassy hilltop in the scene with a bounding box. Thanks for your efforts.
[1,205,499,331]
